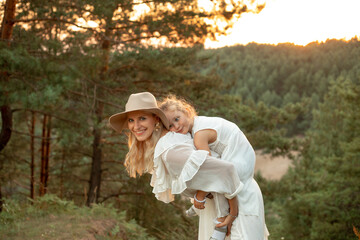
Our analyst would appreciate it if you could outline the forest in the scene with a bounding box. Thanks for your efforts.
[0,0,359,239]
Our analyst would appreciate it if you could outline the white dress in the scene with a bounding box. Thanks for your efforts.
[192,116,269,240]
[151,132,243,203]
[150,132,244,240]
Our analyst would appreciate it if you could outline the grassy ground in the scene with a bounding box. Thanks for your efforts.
[0,195,154,240]
[4,214,118,240]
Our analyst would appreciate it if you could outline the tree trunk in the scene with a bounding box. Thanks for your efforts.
[1,0,16,42]
[86,21,112,206]
[0,0,16,152]
[60,150,65,198]
[44,116,51,192]
[39,115,51,196]
[39,115,47,196]
[0,0,17,212]
[86,122,103,205]
[30,111,35,199]
[0,184,2,212]
[0,106,13,212]
[0,106,12,152]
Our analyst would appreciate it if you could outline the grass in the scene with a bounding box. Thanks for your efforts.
[0,194,155,240]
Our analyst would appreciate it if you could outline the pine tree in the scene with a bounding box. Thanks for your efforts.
[1,0,265,206]
[279,75,360,240]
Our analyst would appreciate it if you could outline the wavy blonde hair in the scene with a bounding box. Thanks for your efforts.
[124,119,164,178]
[159,94,197,119]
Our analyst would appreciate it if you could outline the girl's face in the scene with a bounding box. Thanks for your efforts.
[165,109,193,134]
[127,111,158,141]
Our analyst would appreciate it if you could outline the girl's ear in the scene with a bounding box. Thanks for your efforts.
[185,107,192,116]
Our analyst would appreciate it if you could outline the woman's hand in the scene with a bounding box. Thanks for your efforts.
[215,214,237,236]
[216,196,238,236]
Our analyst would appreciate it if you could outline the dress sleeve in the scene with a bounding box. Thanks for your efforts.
[192,116,219,135]
[165,144,243,199]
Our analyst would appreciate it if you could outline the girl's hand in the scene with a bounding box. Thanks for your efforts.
[215,214,237,236]
[193,191,207,209]
[194,199,205,209]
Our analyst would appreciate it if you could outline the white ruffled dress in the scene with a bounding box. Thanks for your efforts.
[150,132,243,204]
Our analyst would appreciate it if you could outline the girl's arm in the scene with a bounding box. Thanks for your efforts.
[193,190,208,209]
[193,129,217,155]
[193,129,217,209]
[194,130,239,235]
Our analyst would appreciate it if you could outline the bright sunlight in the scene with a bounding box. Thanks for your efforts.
[204,0,360,48]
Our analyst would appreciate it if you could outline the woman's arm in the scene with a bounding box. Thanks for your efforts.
[195,190,239,236]
[165,144,243,198]
[216,197,238,236]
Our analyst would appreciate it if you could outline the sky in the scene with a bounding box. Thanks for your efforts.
[204,0,360,48]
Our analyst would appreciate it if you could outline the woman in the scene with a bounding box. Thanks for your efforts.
[109,92,242,240]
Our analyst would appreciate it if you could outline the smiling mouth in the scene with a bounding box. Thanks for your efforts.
[134,129,146,135]
[177,128,185,134]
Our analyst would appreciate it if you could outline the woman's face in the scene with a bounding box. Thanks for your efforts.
[127,111,158,141]
[165,109,193,134]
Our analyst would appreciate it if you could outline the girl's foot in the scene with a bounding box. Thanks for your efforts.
[185,205,197,217]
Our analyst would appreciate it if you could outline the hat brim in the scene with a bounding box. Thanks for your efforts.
[109,107,169,133]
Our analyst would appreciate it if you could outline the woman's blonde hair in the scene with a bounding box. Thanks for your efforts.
[124,115,164,178]
[159,94,197,119]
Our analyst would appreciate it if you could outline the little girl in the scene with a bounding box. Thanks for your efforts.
[159,95,269,240]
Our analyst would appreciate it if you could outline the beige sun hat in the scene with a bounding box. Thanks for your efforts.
[109,92,169,133]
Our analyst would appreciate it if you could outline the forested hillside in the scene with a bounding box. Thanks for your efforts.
[196,39,360,134]
[0,0,359,239]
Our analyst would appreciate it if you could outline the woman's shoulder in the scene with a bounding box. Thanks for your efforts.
[154,132,192,158]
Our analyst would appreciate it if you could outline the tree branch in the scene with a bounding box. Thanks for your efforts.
[11,129,59,140]
[12,108,80,126]
[67,89,121,108]
[12,18,99,32]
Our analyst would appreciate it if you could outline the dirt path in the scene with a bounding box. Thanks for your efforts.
[254,151,293,180]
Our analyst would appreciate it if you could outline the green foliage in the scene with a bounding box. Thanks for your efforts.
[272,76,360,240]
[2,1,360,238]
[0,195,155,240]
[196,39,360,135]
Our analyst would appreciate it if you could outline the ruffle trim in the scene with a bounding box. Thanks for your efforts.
[154,132,192,159]
[151,149,209,203]
[224,180,244,199]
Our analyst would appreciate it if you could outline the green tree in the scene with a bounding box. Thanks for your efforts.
[1,0,265,206]
[279,76,360,240]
